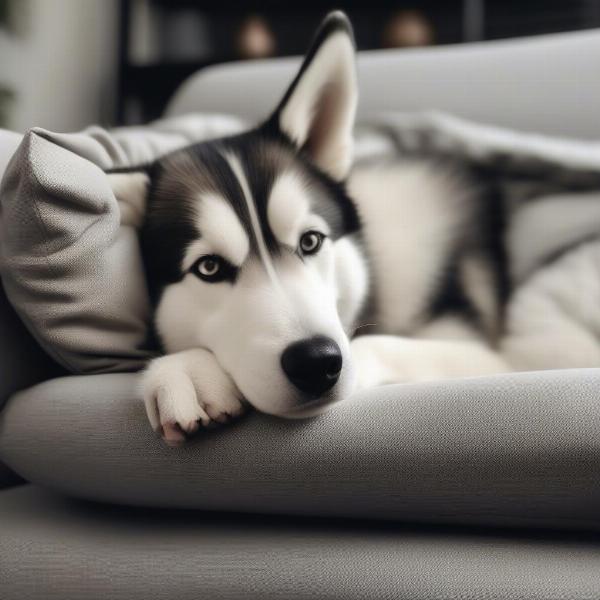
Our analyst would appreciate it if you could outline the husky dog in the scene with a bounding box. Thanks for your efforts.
[109,12,600,445]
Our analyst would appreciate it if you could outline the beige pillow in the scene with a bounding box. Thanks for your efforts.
[0,115,245,373]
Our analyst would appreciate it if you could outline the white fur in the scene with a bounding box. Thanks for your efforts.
[155,246,355,420]
[267,173,311,247]
[107,172,149,228]
[460,256,500,340]
[223,151,280,285]
[503,239,600,370]
[417,315,482,341]
[352,332,509,390]
[279,27,357,180]
[334,236,369,332]
[183,193,249,269]
[141,348,245,446]
[348,161,470,333]
[132,14,600,445]
[151,154,359,426]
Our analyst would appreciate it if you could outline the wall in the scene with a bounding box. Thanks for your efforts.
[0,0,118,133]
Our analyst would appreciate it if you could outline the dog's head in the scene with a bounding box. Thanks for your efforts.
[114,13,368,417]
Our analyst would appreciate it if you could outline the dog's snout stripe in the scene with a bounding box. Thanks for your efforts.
[223,151,281,285]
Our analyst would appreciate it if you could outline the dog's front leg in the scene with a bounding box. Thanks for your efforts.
[351,335,509,390]
[141,349,246,446]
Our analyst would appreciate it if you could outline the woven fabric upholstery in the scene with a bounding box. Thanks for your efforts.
[1,368,599,531]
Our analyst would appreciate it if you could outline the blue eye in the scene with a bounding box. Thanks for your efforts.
[299,231,325,255]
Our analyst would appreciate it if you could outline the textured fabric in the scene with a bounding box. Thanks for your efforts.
[2,369,600,530]
[168,29,600,139]
[0,130,65,409]
[357,111,600,174]
[0,130,63,488]
[1,485,600,600]
[0,116,245,374]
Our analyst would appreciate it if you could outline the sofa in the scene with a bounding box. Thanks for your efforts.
[2,29,600,599]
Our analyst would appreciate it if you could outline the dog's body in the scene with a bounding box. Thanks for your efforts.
[109,13,600,444]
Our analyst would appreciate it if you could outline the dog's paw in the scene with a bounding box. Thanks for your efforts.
[350,336,392,391]
[141,349,245,446]
[350,335,414,389]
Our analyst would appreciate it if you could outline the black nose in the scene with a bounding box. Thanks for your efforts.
[281,336,342,397]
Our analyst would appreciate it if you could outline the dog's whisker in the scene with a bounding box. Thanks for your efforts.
[352,323,378,336]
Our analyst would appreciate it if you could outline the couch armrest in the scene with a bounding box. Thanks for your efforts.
[2,369,600,531]
[167,29,600,139]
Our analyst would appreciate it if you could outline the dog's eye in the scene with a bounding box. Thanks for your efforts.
[299,231,325,255]
[190,255,233,283]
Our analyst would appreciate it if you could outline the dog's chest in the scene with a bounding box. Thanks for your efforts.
[348,160,474,333]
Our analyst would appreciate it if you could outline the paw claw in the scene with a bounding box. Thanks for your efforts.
[161,422,186,446]
[142,349,246,443]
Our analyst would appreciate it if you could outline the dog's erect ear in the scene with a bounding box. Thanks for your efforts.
[107,171,150,228]
[269,11,357,181]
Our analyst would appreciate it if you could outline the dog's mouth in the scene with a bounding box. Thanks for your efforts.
[222,335,354,420]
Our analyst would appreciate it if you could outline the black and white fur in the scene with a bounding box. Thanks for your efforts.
[109,13,600,445]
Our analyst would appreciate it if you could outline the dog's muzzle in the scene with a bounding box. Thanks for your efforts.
[280,335,342,398]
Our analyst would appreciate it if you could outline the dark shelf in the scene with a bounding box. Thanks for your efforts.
[146,0,455,9]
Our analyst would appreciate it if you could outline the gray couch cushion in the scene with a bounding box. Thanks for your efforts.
[0,116,244,374]
[2,485,600,600]
[1,369,599,531]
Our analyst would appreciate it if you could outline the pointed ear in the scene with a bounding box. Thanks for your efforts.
[269,12,357,181]
[107,171,150,228]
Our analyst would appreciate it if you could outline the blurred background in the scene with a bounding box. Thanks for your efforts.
[0,0,599,132]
